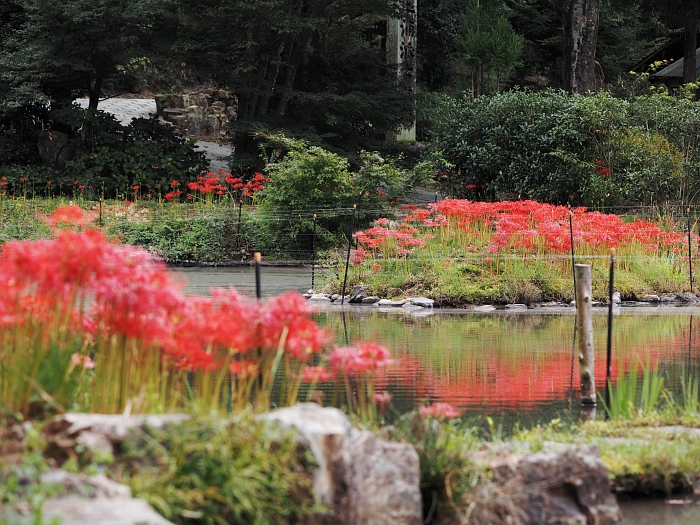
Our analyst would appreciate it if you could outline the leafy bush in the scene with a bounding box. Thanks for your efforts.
[258,134,416,255]
[115,413,316,525]
[107,210,239,263]
[57,107,209,199]
[431,89,700,207]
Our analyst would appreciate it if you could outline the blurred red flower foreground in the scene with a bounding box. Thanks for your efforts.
[0,205,390,418]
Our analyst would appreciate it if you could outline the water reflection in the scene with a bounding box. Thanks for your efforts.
[619,496,700,524]
[316,308,700,426]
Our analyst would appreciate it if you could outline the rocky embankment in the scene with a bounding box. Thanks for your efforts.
[2,406,626,525]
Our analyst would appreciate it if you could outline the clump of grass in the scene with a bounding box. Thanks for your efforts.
[112,412,316,525]
[599,357,665,420]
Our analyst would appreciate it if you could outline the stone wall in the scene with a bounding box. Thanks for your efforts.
[154,90,237,139]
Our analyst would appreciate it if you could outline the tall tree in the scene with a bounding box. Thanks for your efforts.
[0,0,174,110]
[177,0,413,159]
[457,0,524,97]
[552,0,600,94]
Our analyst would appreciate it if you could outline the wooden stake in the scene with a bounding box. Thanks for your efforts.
[341,205,357,305]
[254,252,262,300]
[575,264,595,406]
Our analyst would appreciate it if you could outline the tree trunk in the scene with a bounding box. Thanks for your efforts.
[684,10,698,84]
[560,0,599,94]
[88,75,104,110]
[256,42,285,117]
[276,32,313,116]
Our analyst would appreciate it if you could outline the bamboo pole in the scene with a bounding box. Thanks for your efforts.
[575,264,596,406]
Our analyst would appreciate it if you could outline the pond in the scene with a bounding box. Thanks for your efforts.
[174,267,700,426]
[175,266,700,524]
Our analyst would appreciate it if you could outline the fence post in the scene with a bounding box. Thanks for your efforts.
[688,208,693,294]
[254,252,262,300]
[576,264,596,407]
[341,205,357,305]
[311,214,317,291]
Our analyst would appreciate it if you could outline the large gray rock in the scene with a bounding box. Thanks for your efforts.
[262,403,422,525]
[43,496,174,525]
[676,292,699,304]
[485,444,622,525]
[349,285,369,303]
[408,297,434,308]
[376,299,406,307]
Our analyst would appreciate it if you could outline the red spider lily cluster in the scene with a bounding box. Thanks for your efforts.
[165,170,269,202]
[352,200,696,265]
[0,205,391,416]
[224,172,270,198]
[187,172,227,195]
[594,160,611,178]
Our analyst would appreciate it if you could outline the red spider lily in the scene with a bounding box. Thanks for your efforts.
[301,366,334,383]
[328,342,392,375]
[256,292,332,359]
[41,204,94,228]
[0,205,396,417]
[164,190,182,201]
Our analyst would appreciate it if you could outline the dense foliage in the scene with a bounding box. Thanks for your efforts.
[431,89,700,206]
[256,135,426,254]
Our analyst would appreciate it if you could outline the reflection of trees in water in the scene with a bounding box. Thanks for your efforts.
[316,312,700,410]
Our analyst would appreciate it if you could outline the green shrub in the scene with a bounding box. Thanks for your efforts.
[431,89,700,207]
[115,413,316,525]
[258,134,416,255]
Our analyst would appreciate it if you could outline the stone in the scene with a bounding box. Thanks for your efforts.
[309,293,331,302]
[505,303,527,310]
[40,470,131,498]
[676,292,699,303]
[376,299,406,307]
[43,496,175,525]
[472,305,496,312]
[637,294,660,303]
[349,285,369,303]
[408,297,434,308]
[361,296,380,305]
[154,93,181,114]
[331,294,341,302]
[162,107,188,116]
[262,404,422,525]
[43,413,191,461]
[659,293,678,303]
[483,444,622,525]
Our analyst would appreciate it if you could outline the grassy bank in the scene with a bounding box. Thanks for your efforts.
[326,200,698,305]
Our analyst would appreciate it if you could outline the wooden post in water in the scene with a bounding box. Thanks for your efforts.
[576,264,596,408]
[254,252,262,300]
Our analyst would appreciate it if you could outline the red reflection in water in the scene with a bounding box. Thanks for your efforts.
[376,335,690,410]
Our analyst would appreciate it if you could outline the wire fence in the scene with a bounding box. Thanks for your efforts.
[2,197,700,272]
